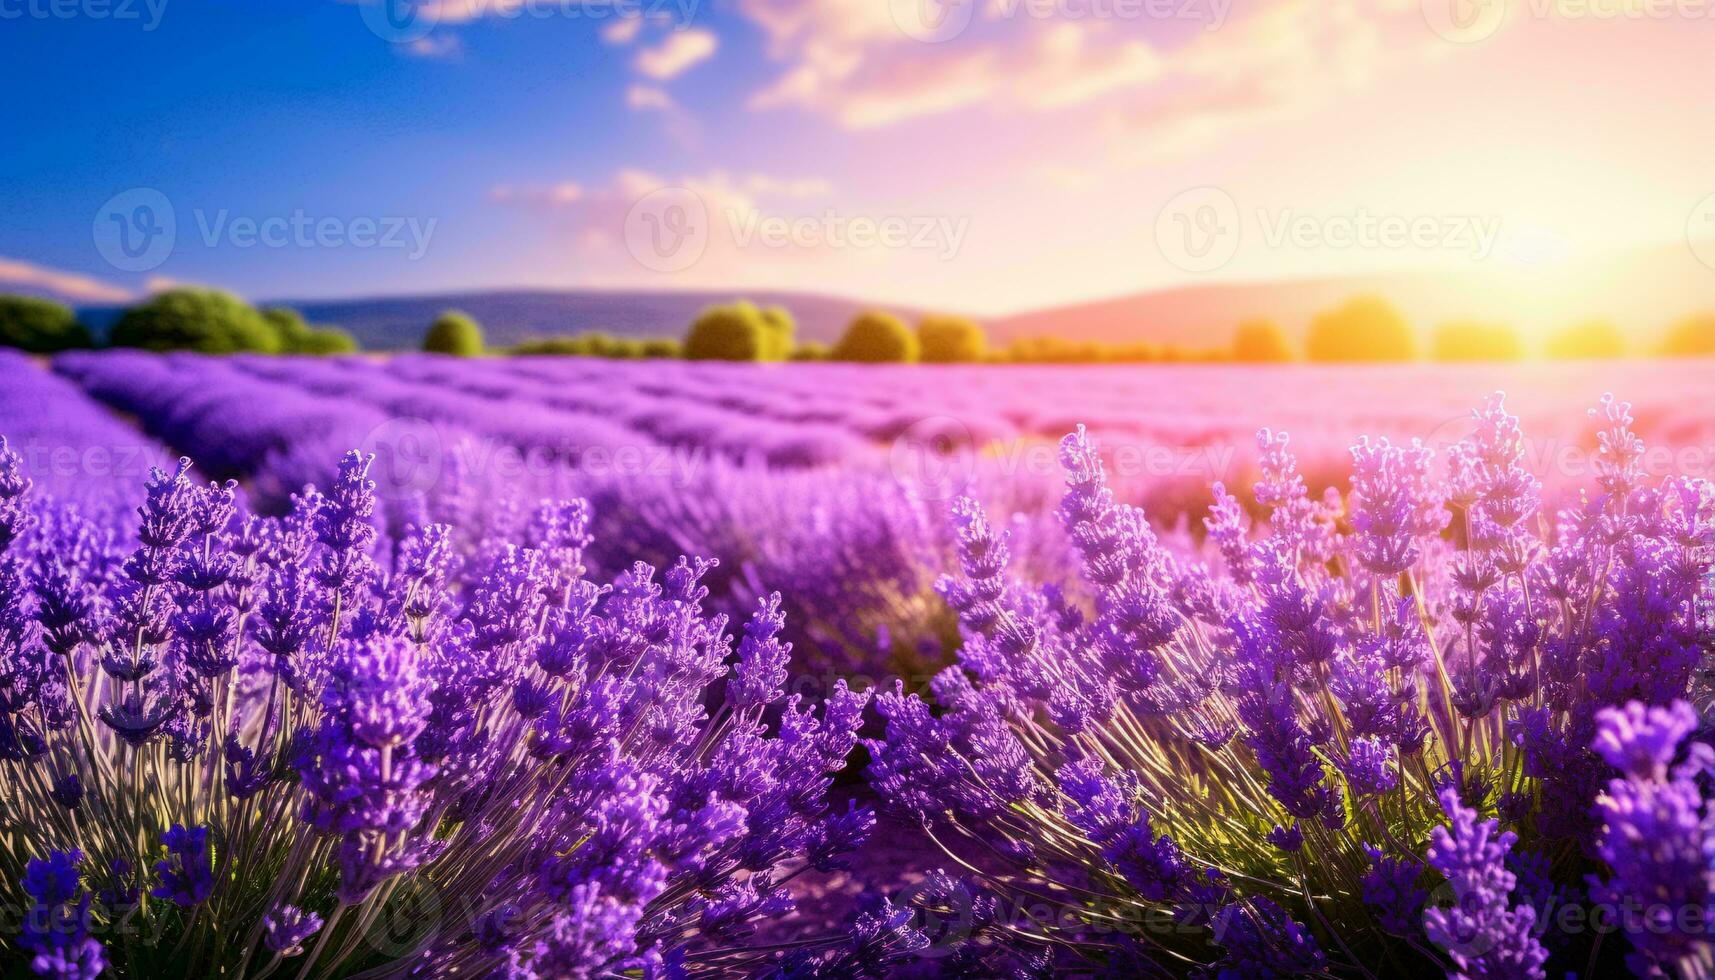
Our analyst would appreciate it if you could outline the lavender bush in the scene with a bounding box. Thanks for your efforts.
[0,440,876,977]
[10,349,1714,978]
[867,393,1714,975]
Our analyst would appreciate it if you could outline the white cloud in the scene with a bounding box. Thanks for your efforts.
[600,16,644,45]
[625,85,677,111]
[0,257,133,304]
[406,34,465,58]
[738,0,1470,149]
[490,182,585,205]
[634,28,717,80]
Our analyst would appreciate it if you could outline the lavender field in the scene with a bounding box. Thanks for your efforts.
[2,350,1714,978]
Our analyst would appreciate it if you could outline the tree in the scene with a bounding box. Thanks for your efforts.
[685,303,771,361]
[1660,314,1715,357]
[1230,319,1294,363]
[290,327,359,355]
[1432,321,1522,362]
[424,310,484,356]
[0,295,92,352]
[1544,319,1625,360]
[641,338,682,358]
[759,306,795,361]
[263,307,358,355]
[918,316,987,363]
[833,311,918,363]
[109,289,282,354]
[1305,296,1415,362]
[789,342,830,361]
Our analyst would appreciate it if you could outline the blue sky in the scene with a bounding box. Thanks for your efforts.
[2,0,1711,315]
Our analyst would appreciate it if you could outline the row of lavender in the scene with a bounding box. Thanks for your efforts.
[57,351,1715,487]
[3,346,1713,975]
[45,352,977,683]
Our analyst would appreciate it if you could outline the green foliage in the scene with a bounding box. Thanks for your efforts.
[1432,320,1522,362]
[789,342,830,361]
[512,333,680,358]
[0,295,92,353]
[759,306,795,361]
[917,316,987,363]
[641,338,682,358]
[1545,319,1626,360]
[424,310,484,356]
[263,307,359,355]
[1660,313,1715,357]
[833,311,919,363]
[684,302,778,361]
[291,327,359,355]
[109,289,282,354]
[1305,295,1416,362]
[1229,319,1294,363]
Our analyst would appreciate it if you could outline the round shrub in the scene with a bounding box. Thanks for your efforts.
[1545,319,1626,360]
[1432,320,1522,362]
[685,303,770,361]
[1660,313,1715,357]
[291,327,359,355]
[0,295,92,352]
[760,305,795,361]
[109,289,281,354]
[1229,318,1294,362]
[1305,295,1415,362]
[917,315,987,363]
[833,310,918,363]
[790,341,830,361]
[263,307,358,355]
[423,310,484,356]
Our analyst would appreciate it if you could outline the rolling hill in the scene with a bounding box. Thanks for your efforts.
[58,244,1715,352]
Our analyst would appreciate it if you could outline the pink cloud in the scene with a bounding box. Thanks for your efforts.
[0,257,133,304]
[634,28,717,80]
[625,85,677,111]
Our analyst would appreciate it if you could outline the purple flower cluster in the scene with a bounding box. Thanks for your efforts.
[3,365,1712,977]
[0,439,876,977]
[866,393,1714,975]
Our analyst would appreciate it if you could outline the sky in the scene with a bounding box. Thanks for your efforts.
[1,0,1712,316]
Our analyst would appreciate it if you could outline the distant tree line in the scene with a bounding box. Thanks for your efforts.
[0,290,357,355]
[493,294,1709,364]
[6,289,1715,364]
